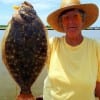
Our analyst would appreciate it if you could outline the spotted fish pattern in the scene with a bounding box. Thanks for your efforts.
[2,1,47,94]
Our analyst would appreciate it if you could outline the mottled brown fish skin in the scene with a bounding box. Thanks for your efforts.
[2,1,47,94]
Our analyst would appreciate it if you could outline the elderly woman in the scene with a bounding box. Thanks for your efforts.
[43,0,100,100]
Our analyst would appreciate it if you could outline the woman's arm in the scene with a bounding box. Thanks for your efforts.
[95,81,100,99]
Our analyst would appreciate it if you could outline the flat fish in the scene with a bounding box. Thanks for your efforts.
[2,1,48,100]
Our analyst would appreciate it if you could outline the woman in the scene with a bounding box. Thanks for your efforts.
[43,0,100,100]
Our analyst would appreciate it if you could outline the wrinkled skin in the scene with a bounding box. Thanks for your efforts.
[2,1,47,100]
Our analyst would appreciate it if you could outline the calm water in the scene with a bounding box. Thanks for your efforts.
[0,29,100,41]
[48,29,100,39]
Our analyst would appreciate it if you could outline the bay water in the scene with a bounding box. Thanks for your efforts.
[0,29,100,41]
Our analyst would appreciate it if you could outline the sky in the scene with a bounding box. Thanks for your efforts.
[0,0,100,27]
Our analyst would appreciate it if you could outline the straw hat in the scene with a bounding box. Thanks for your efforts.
[47,0,99,33]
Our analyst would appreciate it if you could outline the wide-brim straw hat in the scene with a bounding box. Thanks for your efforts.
[47,0,99,33]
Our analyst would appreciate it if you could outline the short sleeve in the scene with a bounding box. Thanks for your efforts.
[45,37,58,68]
[45,37,55,68]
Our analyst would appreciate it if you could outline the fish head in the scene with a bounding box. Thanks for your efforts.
[13,1,37,23]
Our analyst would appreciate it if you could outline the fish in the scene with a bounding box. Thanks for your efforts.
[2,1,48,100]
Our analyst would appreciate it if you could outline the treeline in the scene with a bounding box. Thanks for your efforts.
[0,25,8,30]
[46,25,100,30]
[0,25,100,30]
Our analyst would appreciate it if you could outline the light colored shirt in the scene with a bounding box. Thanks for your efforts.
[43,36,100,100]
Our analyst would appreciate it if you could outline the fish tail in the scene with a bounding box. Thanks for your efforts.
[16,94,35,100]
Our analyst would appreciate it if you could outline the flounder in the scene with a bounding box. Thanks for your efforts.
[2,1,48,100]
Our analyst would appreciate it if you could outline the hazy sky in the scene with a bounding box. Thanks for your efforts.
[0,0,100,27]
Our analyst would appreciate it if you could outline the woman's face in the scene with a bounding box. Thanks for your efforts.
[61,9,84,38]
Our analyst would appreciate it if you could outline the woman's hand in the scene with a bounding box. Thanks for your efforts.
[95,81,100,99]
[12,10,25,23]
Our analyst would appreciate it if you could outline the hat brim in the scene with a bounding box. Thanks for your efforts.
[47,3,99,33]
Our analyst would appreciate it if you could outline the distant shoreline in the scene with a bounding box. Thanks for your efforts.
[0,25,100,30]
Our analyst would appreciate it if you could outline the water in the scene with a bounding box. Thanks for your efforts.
[0,30,100,40]
[0,30,4,41]
[1,29,100,41]
[47,29,100,39]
